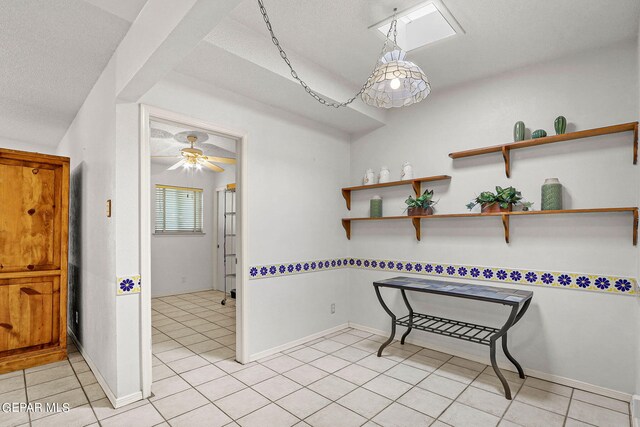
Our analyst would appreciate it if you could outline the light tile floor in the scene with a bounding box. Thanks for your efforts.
[0,290,632,427]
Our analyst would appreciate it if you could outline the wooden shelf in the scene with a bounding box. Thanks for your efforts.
[342,207,638,244]
[448,122,638,177]
[341,175,450,210]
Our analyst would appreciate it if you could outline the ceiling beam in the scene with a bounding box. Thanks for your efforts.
[204,18,387,128]
[115,0,243,102]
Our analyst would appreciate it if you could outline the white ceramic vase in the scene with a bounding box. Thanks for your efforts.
[378,166,390,183]
[363,168,375,185]
[400,162,414,180]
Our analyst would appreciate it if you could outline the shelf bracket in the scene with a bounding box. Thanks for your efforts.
[501,214,510,244]
[501,146,511,178]
[342,219,351,240]
[633,209,638,246]
[633,123,638,165]
[342,189,351,210]
[412,217,421,241]
[412,180,421,198]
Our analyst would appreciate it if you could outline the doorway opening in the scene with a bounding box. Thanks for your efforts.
[139,105,248,398]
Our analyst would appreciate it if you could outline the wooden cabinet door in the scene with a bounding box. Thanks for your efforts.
[0,160,60,272]
[0,280,54,352]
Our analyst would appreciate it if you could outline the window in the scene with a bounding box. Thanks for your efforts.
[155,185,203,233]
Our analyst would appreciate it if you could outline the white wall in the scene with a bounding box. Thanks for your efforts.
[140,72,352,356]
[348,41,639,395]
[56,58,119,396]
[150,162,217,297]
[0,137,57,154]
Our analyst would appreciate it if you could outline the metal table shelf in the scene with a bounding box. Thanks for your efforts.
[374,276,533,400]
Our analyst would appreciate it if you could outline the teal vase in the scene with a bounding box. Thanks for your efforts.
[554,116,567,135]
[370,197,382,218]
[513,121,525,142]
[532,129,547,139]
[541,178,562,211]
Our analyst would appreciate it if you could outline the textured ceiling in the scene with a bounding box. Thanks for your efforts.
[0,0,146,148]
[228,0,640,89]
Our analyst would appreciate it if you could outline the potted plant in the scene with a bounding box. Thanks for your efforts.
[405,189,437,216]
[466,186,523,213]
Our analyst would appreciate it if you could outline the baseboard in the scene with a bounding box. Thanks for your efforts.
[68,329,143,409]
[348,322,633,403]
[249,323,350,362]
[632,395,639,427]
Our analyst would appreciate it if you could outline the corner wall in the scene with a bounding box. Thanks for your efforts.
[56,58,119,396]
[348,41,639,395]
[140,72,351,357]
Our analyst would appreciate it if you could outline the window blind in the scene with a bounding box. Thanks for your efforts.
[155,185,203,233]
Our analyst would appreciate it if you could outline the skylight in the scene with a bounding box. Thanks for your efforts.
[375,1,462,52]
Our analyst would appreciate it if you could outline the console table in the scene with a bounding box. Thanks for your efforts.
[374,276,533,399]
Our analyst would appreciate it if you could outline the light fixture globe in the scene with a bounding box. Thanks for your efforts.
[361,49,431,108]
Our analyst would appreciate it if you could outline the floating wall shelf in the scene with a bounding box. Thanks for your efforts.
[341,175,451,210]
[342,207,638,245]
[448,122,638,177]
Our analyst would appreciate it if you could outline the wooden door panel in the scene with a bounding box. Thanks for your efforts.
[0,162,57,272]
[0,281,54,352]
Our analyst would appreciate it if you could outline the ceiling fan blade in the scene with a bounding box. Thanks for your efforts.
[201,161,224,172]
[202,156,236,165]
[168,159,186,170]
[152,156,181,158]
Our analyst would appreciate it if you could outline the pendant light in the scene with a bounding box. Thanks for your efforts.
[258,1,431,109]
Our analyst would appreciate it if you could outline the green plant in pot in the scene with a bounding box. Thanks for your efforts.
[405,189,437,216]
[466,186,523,213]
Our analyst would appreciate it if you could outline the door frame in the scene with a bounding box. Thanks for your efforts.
[139,104,249,398]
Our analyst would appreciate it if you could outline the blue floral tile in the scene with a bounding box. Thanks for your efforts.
[117,275,141,295]
[247,257,636,296]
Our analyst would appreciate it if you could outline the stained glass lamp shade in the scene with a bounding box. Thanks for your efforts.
[361,49,431,108]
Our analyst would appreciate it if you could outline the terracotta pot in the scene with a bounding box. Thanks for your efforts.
[408,206,433,216]
[481,203,512,214]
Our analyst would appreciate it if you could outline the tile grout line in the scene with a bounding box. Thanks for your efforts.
[23,368,32,427]
[562,387,575,426]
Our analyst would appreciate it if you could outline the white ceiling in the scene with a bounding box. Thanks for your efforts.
[0,0,146,148]
[228,0,640,89]
[4,0,639,147]
[175,0,640,135]
[150,120,236,171]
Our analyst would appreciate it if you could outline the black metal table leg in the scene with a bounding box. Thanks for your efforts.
[502,333,524,379]
[489,304,520,399]
[502,299,531,379]
[400,289,414,345]
[374,284,396,357]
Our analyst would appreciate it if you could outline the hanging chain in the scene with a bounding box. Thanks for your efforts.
[257,0,398,108]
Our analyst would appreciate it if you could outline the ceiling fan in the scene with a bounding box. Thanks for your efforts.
[151,131,236,172]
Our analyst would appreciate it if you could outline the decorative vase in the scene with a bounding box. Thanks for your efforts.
[513,121,525,142]
[541,178,563,211]
[408,206,433,216]
[554,116,567,135]
[532,129,547,139]
[370,196,383,218]
[378,166,390,183]
[363,168,375,185]
[400,162,413,181]
[481,203,512,214]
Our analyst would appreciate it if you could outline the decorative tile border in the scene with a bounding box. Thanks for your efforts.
[117,275,141,295]
[249,258,349,279]
[249,258,637,296]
